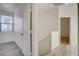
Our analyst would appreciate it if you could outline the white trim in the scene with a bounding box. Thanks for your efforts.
[32,4,38,56]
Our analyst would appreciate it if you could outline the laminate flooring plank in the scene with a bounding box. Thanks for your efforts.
[0,41,24,56]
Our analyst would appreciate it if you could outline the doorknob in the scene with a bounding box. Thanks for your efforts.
[21,33,24,36]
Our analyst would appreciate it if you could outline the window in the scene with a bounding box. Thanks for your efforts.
[0,15,13,32]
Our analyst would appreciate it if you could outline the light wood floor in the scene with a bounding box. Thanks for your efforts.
[0,41,24,56]
[46,44,77,56]
[61,37,69,44]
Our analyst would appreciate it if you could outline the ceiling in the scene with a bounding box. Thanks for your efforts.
[0,3,26,13]
[0,3,72,13]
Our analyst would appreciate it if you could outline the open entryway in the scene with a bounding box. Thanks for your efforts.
[60,17,70,44]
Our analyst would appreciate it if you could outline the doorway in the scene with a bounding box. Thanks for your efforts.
[60,17,70,44]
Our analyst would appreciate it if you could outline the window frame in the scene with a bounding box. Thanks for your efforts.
[0,15,14,32]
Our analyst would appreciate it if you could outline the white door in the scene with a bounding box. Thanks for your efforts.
[14,4,30,56]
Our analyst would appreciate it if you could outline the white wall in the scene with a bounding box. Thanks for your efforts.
[32,4,59,55]
[0,32,16,43]
[58,4,78,46]
[37,4,58,42]
[38,4,59,55]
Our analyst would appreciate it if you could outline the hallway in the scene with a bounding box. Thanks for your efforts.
[46,44,77,56]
